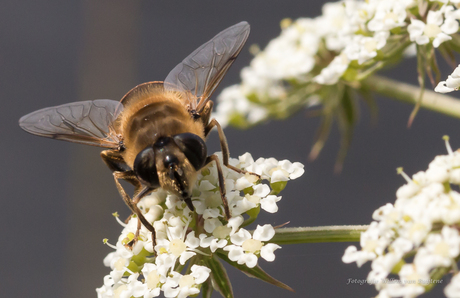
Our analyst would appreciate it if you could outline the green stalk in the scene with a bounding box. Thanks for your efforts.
[268,225,368,245]
[361,75,460,119]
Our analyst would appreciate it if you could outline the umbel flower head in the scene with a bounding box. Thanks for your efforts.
[343,136,460,298]
[214,0,460,170]
[97,152,303,298]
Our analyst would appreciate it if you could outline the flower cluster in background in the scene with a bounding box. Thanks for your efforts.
[343,137,460,298]
[215,0,460,170]
[436,63,460,93]
[96,152,303,298]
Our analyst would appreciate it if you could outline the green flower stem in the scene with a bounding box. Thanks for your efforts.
[361,75,460,119]
[268,225,368,245]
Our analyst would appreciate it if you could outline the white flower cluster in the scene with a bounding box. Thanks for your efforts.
[343,137,460,298]
[96,152,304,298]
[215,0,460,128]
[408,5,460,48]
[435,64,460,93]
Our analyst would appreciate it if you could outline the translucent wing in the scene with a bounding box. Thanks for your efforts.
[19,99,123,148]
[164,21,250,113]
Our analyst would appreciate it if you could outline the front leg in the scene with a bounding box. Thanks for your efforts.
[102,149,142,195]
[205,119,261,179]
[205,154,231,221]
[113,171,156,248]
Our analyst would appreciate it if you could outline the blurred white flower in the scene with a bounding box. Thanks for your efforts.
[408,10,457,48]
[435,64,460,93]
[343,137,460,297]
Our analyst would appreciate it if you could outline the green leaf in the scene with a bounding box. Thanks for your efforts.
[334,86,357,173]
[203,255,234,298]
[202,278,213,298]
[215,250,295,293]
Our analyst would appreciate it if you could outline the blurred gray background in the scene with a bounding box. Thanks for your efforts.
[1,0,457,297]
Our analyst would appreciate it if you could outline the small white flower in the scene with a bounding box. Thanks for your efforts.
[408,10,455,48]
[141,263,165,298]
[162,266,211,298]
[224,225,280,268]
[155,226,200,266]
[435,64,460,93]
[314,53,350,85]
[367,1,408,32]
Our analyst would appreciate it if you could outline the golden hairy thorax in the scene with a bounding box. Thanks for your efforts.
[116,82,205,168]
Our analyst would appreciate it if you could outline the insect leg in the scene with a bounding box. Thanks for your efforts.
[199,101,213,128]
[204,154,231,220]
[113,171,156,248]
[205,119,261,179]
[102,150,143,223]
[102,150,142,190]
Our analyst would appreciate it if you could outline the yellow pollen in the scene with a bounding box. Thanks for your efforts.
[434,242,450,257]
[113,285,127,298]
[146,270,160,289]
[242,238,263,253]
[213,226,231,239]
[384,12,397,22]
[363,240,378,252]
[246,194,261,204]
[113,258,126,271]
[364,39,378,52]
[424,23,442,38]
[179,275,195,288]
[169,239,187,257]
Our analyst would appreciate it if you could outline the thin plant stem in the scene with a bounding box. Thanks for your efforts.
[361,75,460,119]
[268,225,368,245]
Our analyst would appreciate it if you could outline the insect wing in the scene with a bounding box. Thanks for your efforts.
[164,21,250,112]
[19,99,123,148]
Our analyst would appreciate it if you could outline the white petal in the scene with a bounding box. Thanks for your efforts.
[427,10,443,26]
[270,169,289,183]
[199,180,216,191]
[204,217,221,233]
[185,231,200,248]
[408,19,425,39]
[190,265,211,284]
[235,176,253,190]
[210,239,228,252]
[433,32,452,48]
[253,184,270,197]
[224,245,244,261]
[289,162,305,179]
[231,228,252,245]
[415,35,430,45]
[446,75,460,89]
[260,243,281,261]
[199,235,213,248]
[242,253,258,268]
[179,251,196,265]
[232,197,257,215]
[260,195,281,213]
[253,224,276,241]
[435,81,455,93]
[227,215,244,235]
[441,18,459,35]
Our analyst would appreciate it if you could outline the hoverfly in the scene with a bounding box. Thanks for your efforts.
[19,22,255,245]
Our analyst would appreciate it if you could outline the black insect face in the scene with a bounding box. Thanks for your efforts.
[133,134,206,212]
[172,133,207,171]
[133,146,160,189]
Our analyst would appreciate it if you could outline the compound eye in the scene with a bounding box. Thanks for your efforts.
[173,133,207,170]
[133,146,160,188]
